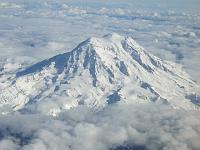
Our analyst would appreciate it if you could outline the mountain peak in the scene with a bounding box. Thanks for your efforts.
[87,33,145,55]
[74,33,144,62]
[0,33,199,115]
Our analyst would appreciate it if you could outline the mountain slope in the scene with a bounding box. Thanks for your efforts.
[0,33,199,115]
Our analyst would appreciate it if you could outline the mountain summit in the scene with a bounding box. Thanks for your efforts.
[0,33,199,115]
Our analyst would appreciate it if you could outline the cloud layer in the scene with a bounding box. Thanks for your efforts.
[0,104,200,150]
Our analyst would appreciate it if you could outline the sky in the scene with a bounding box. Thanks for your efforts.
[0,0,200,149]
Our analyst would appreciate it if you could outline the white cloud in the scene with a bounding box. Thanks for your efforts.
[0,139,20,150]
[0,104,200,150]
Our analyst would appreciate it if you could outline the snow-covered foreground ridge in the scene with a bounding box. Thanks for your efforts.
[0,33,199,114]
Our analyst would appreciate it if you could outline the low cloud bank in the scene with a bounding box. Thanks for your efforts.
[0,104,200,150]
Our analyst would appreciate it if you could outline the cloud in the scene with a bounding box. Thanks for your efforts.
[0,104,200,150]
[0,139,20,150]
[0,2,23,9]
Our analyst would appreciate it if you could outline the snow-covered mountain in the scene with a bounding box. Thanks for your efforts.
[0,33,199,115]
